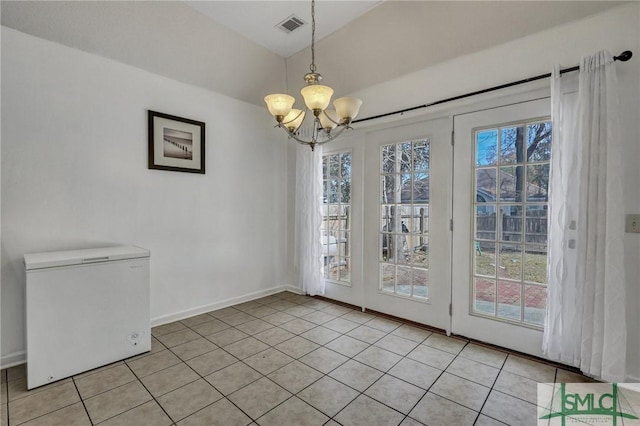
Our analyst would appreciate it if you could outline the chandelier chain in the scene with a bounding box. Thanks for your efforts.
[309,0,316,73]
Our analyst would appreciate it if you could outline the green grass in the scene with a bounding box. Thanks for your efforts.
[476,250,547,284]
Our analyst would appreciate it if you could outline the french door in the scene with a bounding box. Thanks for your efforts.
[363,118,452,331]
[451,98,551,356]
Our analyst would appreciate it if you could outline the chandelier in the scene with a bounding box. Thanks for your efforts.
[264,0,363,151]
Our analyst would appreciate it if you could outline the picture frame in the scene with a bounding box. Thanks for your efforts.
[148,110,205,174]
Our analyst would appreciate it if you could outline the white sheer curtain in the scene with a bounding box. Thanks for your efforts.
[544,51,627,382]
[294,144,325,296]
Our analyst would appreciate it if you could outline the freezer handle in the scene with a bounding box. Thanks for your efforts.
[82,256,110,263]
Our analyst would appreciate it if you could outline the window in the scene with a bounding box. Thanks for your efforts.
[473,120,551,327]
[380,140,430,299]
[322,152,351,285]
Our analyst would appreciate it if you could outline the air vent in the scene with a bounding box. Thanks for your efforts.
[276,14,306,34]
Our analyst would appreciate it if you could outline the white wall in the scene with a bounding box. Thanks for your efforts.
[301,4,640,378]
[0,27,289,366]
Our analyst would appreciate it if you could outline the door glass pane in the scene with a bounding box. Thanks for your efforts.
[476,168,497,203]
[524,245,547,284]
[497,281,521,321]
[499,166,523,202]
[500,205,522,242]
[381,263,395,293]
[525,205,547,244]
[524,285,546,326]
[413,268,429,299]
[474,278,495,315]
[500,126,523,165]
[472,120,551,328]
[322,150,351,285]
[379,139,430,301]
[475,241,496,277]
[476,129,498,166]
[526,164,549,202]
[476,205,496,240]
[526,122,552,162]
[498,243,522,281]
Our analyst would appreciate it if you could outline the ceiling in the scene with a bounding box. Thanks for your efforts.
[185,1,383,58]
[1,1,626,107]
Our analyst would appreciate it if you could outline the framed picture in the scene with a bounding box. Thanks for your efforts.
[148,110,205,174]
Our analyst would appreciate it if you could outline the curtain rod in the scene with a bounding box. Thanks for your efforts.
[353,50,633,124]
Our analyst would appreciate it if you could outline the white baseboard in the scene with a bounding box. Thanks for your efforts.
[150,284,302,327]
[626,374,640,383]
[1,350,26,369]
[0,284,302,369]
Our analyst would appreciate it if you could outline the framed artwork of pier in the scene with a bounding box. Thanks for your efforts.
[148,110,205,174]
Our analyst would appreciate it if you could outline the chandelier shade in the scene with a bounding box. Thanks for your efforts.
[334,97,363,124]
[283,109,306,132]
[264,94,295,121]
[264,0,362,150]
[319,109,339,132]
[300,84,334,113]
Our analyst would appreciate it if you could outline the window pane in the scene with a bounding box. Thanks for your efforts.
[410,244,429,269]
[381,175,397,204]
[322,156,328,179]
[382,145,396,174]
[340,152,351,179]
[413,171,429,203]
[381,263,395,293]
[413,268,429,299]
[328,179,339,203]
[499,166,523,202]
[474,278,496,315]
[500,205,523,242]
[524,245,547,284]
[476,129,498,166]
[381,205,394,232]
[397,265,412,296]
[524,285,546,325]
[498,243,522,281]
[497,281,521,321]
[476,168,497,203]
[526,122,552,162]
[339,258,351,283]
[413,140,430,171]
[526,164,549,202]
[475,241,496,277]
[476,205,496,240]
[340,180,351,204]
[500,126,524,165]
[400,143,412,173]
[338,231,349,257]
[525,205,547,244]
[400,173,412,203]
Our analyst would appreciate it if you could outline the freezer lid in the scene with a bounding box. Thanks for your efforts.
[24,245,150,271]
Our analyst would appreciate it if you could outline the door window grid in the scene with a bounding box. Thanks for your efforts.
[379,140,430,300]
[322,151,351,285]
[473,120,551,327]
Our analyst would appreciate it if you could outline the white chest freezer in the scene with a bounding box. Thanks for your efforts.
[24,245,151,389]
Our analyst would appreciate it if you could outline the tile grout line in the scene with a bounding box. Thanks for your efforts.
[121,357,181,425]
[71,376,95,426]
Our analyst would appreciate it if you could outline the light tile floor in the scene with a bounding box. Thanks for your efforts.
[0,291,593,426]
